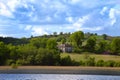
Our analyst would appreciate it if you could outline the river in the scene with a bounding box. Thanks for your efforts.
[0,74,120,80]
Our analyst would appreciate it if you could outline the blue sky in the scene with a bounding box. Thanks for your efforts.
[0,0,120,38]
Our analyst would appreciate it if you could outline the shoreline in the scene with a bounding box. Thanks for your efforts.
[0,66,120,75]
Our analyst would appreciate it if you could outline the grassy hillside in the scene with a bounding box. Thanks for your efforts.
[61,53,120,62]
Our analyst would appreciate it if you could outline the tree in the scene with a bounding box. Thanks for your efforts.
[46,38,57,50]
[102,34,107,40]
[0,42,9,65]
[53,32,57,37]
[70,31,84,48]
[61,38,66,44]
[111,38,120,55]
[18,44,37,65]
[30,38,48,48]
[35,48,60,65]
[85,37,96,52]
[59,32,63,35]
[97,40,108,53]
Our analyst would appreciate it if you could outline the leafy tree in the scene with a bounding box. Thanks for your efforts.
[35,48,60,65]
[102,34,107,40]
[85,37,96,52]
[61,38,66,44]
[70,31,84,48]
[97,40,108,53]
[111,38,120,55]
[46,38,57,50]
[18,44,37,65]
[53,32,57,37]
[0,42,9,65]
[30,38,48,48]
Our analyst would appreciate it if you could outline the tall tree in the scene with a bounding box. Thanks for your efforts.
[70,31,84,48]
[111,38,120,55]
[0,42,9,65]
[85,37,96,52]
[47,38,57,50]
[97,40,108,53]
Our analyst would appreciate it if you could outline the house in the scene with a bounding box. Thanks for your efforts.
[58,44,72,53]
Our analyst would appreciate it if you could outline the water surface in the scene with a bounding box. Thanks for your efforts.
[0,74,120,80]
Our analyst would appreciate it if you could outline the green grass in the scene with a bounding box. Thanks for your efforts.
[61,52,120,62]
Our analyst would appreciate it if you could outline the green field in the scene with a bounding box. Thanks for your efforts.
[61,52,120,62]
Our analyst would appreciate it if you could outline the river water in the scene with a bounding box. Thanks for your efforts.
[0,74,120,80]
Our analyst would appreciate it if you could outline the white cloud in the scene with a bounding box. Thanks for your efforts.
[100,7,108,15]
[25,25,32,31]
[66,17,74,23]
[109,8,116,26]
[73,15,89,30]
[0,34,8,37]
[0,2,13,17]
[82,27,102,31]
[31,27,49,36]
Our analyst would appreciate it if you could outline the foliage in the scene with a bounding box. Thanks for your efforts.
[70,31,84,48]
[104,60,115,67]
[0,42,9,65]
[95,60,104,67]
[85,37,96,52]
[0,31,120,67]
[60,56,79,66]
[35,48,60,65]
[110,38,120,55]
[84,57,95,66]
[96,40,108,53]
[46,38,57,50]
[11,63,18,69]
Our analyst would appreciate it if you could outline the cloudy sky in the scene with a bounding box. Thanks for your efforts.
[0,0,120,38]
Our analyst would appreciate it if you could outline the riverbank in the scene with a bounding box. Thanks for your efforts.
[0,66,120,75]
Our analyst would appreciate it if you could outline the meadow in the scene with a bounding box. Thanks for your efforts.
[61,52,120,62]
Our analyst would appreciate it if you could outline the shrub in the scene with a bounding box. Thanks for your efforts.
[114,62,120,67]
[5,59,14,65]
[16,60,24,66]
[84,57,95,66]
[60,56,72,66]
[11,63,18,69]
[104,60,115,67]
[96,60,104,67]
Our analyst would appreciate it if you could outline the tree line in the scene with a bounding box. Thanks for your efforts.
[0,31,120,66]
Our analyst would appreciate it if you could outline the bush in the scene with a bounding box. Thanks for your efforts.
[114,62,120,67]
[5,59,15,65]
[60,56,72,66]
[60,56,79,66]
[96,60,104,67]
[104,60,115,67]
[11,63,18,69]
[16,60,24,66]
[84,57,95,66]
[79,60,84,66]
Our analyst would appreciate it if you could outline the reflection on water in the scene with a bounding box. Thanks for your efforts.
[0,74,120,80]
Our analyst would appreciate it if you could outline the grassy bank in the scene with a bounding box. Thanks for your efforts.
[0,66,120,75]
[61,52,120,62]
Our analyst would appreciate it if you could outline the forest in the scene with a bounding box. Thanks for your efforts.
[0,31,120,67]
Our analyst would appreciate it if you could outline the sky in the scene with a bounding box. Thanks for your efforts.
[0,0,120,38]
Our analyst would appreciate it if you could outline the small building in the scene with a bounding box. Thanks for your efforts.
[58,44,72,53]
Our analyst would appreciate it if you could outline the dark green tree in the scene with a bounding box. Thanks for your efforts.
[46,38,57,50]
[111,38,120,55]
[85,37,96,52]
[97,40,108,53]
[0,42,9,65]
[70,31,84,48]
